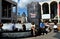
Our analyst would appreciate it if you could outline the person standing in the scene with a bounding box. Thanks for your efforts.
[0,22,3,37]
[22,24,26,32]
[0,22,3,30]
[12,21,16,31]
[31,22,36,36]
[39,21,45,35]
[53,21,58,32]
[45,21,50,34]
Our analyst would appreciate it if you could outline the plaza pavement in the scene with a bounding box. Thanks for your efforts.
[1,23,60,39]
[1,30,60,39]
[20,30,60,39]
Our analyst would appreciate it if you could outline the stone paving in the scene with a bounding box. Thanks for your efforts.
[20,31,60,39]
[0,30,60,39]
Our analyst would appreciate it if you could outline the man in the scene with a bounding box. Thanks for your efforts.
[39,22,45,35]
[22,24,26,32]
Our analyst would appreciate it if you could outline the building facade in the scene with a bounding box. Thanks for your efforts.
[17,13,27,23]
[0,0,17,23]
[39,0,60,23]
[27,2,41,25]
[27,0,60,24]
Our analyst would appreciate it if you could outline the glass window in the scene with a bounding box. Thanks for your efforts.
[50,2,57,18]
[42,3,49,14]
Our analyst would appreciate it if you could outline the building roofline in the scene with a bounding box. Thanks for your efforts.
[5,0,17,6]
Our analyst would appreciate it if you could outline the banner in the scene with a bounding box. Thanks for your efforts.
[30,13,36,18]
[42,14,50,19]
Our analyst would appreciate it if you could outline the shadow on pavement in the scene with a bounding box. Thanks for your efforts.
[0,37,25,39]
[53,31,60,39]
[0,37,16,39]
[0,35,33,39]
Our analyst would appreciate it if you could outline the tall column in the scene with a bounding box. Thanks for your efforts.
[57,1,59,24]
[49,3,51,22]
[11,4,13,23]
[0,0,2,22]
[41,4,43,22]
[16,6,17,22]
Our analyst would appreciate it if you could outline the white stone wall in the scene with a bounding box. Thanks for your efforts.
[39,0,60,23]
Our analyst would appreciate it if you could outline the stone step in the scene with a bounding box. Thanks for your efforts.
[1,31,31,37]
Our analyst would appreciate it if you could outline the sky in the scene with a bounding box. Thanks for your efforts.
[12,0,60,16]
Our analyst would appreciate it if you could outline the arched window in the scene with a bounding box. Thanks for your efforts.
[50,1,57,18]
[42,3,49,14]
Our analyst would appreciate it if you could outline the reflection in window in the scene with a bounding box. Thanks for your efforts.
[12,7,16,13]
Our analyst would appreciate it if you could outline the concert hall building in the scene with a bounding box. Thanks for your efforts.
[39,0,60,23]
[27,0,60,25]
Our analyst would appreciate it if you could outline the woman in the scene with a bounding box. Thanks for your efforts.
[53,21,58,32]
[45,21,50,33]
[31,22,36,36]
